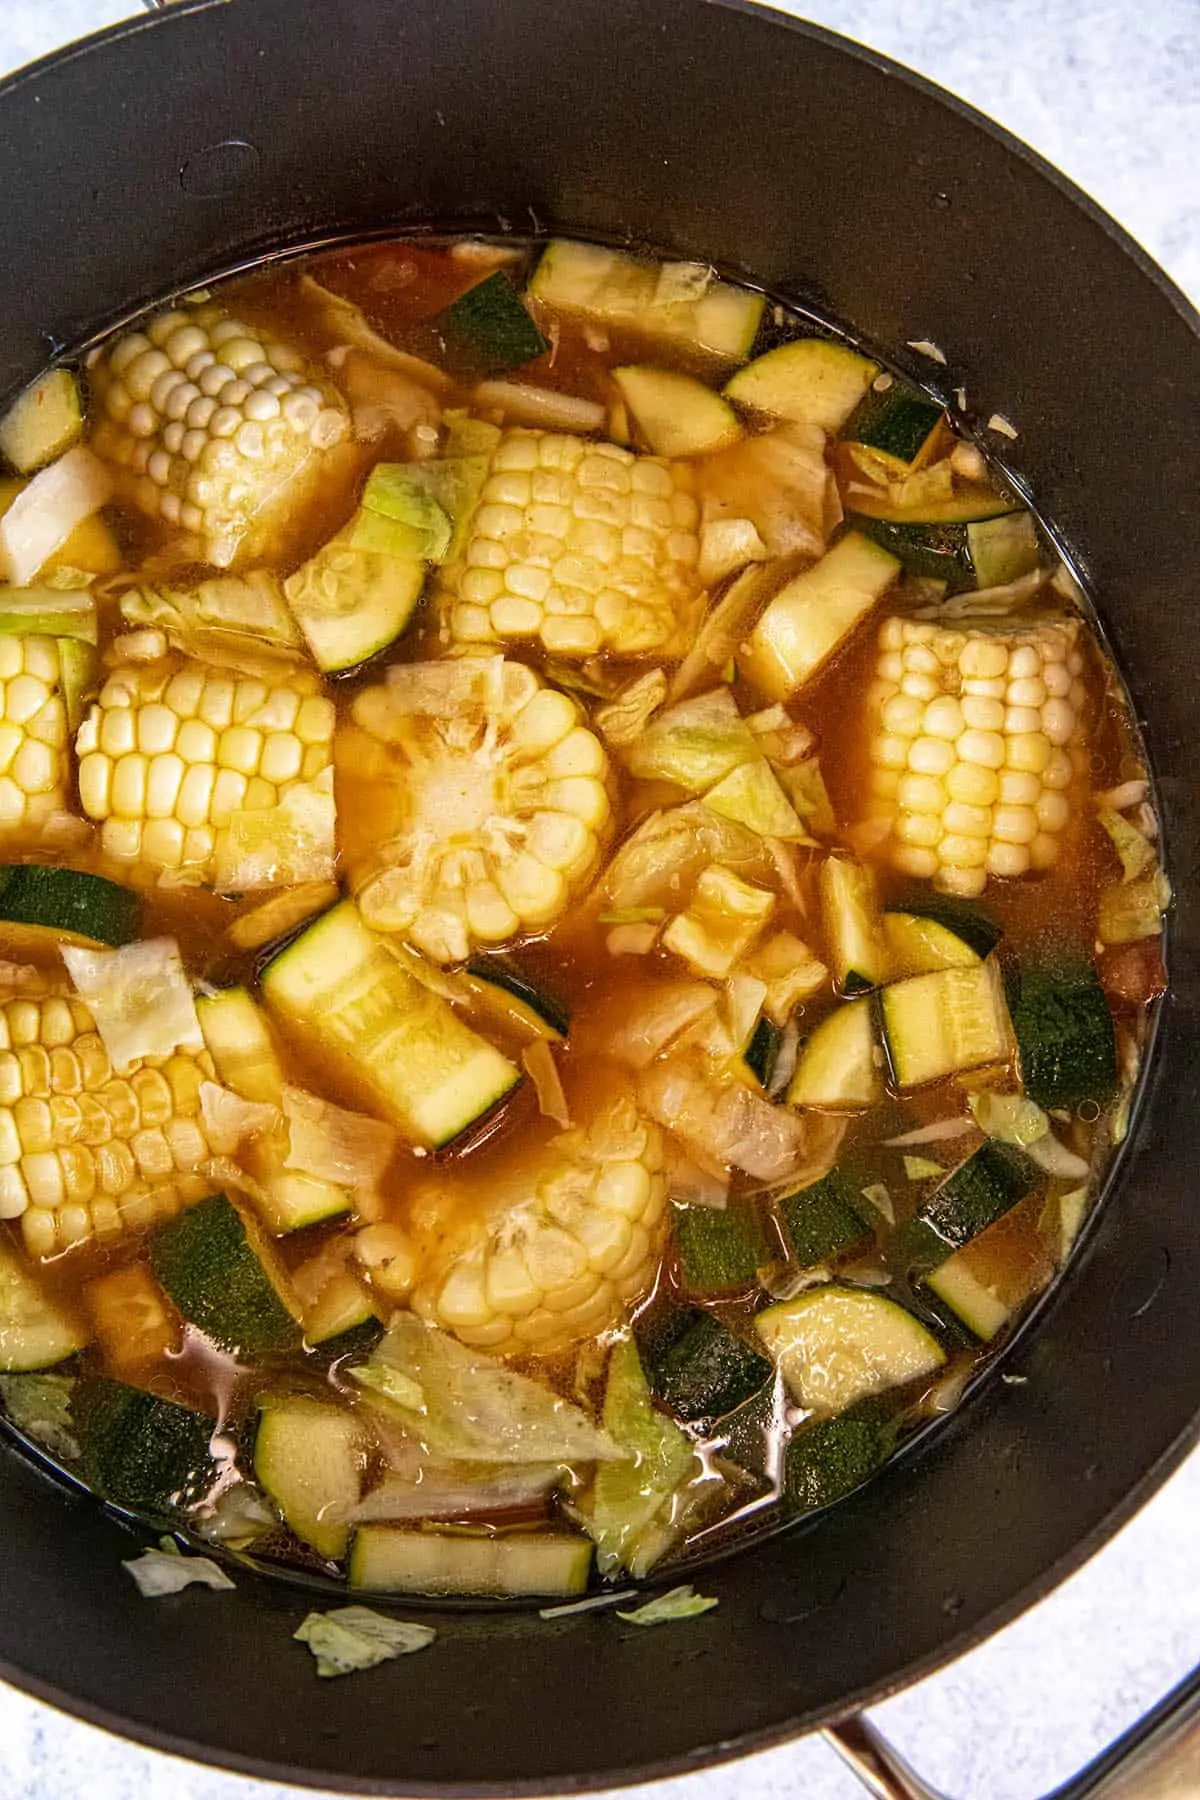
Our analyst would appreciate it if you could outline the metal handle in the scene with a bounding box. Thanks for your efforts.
[826,1663,1200,1800]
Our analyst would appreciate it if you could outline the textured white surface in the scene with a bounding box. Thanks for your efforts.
[0,4,1198,1798]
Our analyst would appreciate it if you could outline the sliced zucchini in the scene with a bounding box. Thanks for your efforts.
[366,455,490,564]
[783,1395,898,1514]
[195,986,285,1104]
[743,1014,783,1087]
[842,482,1018,525]
[924,1254,1011,1342]
[725,339,878,431]
[640,1305,772,1425]
[882,912,981,980]
[967,510,1039,589]
[257,1171,352,1236]
[778,1169,871,1267]
[349,1526,592,1597]
[359,464,452,561]
[848,515,973,589]
[254,1398,365,1560]
[888,896,1002,961]
[755,1285,945,1415]
[528,240,764,361]
[820,857,887,993]
[83,1262,177,1380]
[149,1193,301,1356]
[880,960,1013,1090]
[1007,965,1117,1109]
[260,901,519,1148]
[435,271,549,375]
[73,1375,218,1517]
[612,366,742,459]
[282,515,425,674]
[0,369,83,474]
[672,1201,770,1294]
[897,1141,1038,1271]
[787,999,881,1111]
[463,955,570,1041]
[0,865,138,958]
[843,383,944,468]
[742,530,901,701]
[0,1236,88,1371]
[303,1272,378,1347]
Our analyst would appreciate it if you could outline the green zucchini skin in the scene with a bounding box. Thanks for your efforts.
[150,1193,300,1357]
[743,1015,783,1088]
[782,1395,898,1514]
[847,514,974,589]
[1007,965,1118,1109]
[672,1202,769,1294]
[778,1170,872,1267]
[844,385,944,465]
[639,1306,772,1425]
[435,272,549,375]
[464,955,571,1038]
[73,1376,218,1518]
[896,1142,1038,1271]
[0,865,139,947]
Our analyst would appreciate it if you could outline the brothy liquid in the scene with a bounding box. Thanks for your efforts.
[0,234,1166,1600]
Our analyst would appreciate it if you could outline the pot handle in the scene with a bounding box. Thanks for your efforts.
[826,1662,1200,1800]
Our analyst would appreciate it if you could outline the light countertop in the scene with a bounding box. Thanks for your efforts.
[1,5,1198,1798]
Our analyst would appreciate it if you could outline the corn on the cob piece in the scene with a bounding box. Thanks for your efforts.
[74,655,335,885]
[88,305,350,568]
[867,616,1088,897]
[0,633,81,835]
[441,429,703,657]
[344,655,612,962]
[0,991,218,1258]
[410,1081,668,1354]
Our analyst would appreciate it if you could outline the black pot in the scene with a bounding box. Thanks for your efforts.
[1,1,1197,1791]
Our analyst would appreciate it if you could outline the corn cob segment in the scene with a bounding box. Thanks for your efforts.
[0,991,219,1259]
[441,430,704,657]
[410,1080,668,1354]
[75,656,335,886]
[343,655,612,962]
[0,634,82,835]
[88,305,350,568]
[867,616,1087,897]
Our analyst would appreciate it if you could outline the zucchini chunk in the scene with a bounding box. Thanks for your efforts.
[195,985,285,1104]
[283,509,426,674]
[880,960,1013,1090]
[897,1141,1038,1271]
[755,1285,945,1415]
[725,339,878,431]
[882,912,982,980]
[848,514,975,587]
[463,955,570,1041]
[844,383,944,468]
[887,896,1002,961]
[820,857,888,993]
[149,1193,301,1356]
[254,1399,365,1561]
[260,900,519,1149]
[672,1201,770,1294]
[925,1254,1011,1342]
[778,1169,871,1268]
[783,1395,898,1514]
[787,999,882,1111]
[528,240,764,360]
[0,1236,88,1372]
[349,1526,592,1598]
[0,369,84,475]
[743,1014,783,1087]
[640,1305,772,1424]
[1007,965,1118,1109]
[0,866,139,956]
[74,1375,218,1517]
[435,271,549,375]
[612,366,743,459]
[742,530,901,701]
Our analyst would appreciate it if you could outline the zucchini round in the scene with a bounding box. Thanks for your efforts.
[755,1284,945,1415]
[0,865,139,955]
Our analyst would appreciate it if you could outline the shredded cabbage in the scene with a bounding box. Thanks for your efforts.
[123,1537,235,1597]
[623,688,758,791]
[62,937,203,1074]
[294,1606,436,1677]
[0,446,112,586]
[615,1584,718,1626]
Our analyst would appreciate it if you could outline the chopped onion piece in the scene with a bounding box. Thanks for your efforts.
[1025,1134,1090,1180]
[522,1040,571,1127]
[0,446,112,586]
[606,922,660,956]
[1096,779,1149,814]
[62,937,203,1074]
[968,1091,1049,1149]
[346,1463,562,1523]
[1056,1186,1090,1259]
[666,1145,729,1209]
[473,380,605,434]
[585,979,717,1070]
[906,339,947,365]
[200,1082,278,1157]
[986,412,1019,439]
[884,1118,974,1148]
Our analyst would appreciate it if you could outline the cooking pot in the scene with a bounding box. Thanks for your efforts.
[0,0,1197,1792]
